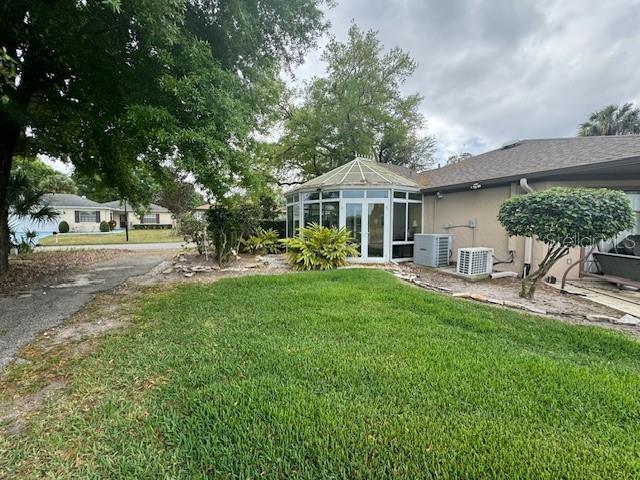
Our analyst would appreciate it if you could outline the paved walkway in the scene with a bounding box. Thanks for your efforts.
[0,254,169,372]
[37,242,184,251]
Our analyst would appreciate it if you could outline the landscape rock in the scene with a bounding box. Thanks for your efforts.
[614,314,640,326]
[586,314,618,323]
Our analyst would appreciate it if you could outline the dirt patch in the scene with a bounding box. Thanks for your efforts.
[0,250,125,294]
[139,252,292,286]
[0,284,148,435]
[0,379,66,435]
[391,263,640,337]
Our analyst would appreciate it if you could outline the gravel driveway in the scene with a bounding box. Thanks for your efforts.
[0,254,169,372]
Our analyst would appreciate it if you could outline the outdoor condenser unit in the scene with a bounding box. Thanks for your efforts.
[457,247,493,278]
[414,234,451,267]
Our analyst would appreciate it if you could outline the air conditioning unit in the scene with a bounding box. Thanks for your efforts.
[457,247,493,278]
[414,234,451,267]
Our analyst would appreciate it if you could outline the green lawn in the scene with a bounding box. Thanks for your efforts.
[2,269,640,478]
[39,228,182,245]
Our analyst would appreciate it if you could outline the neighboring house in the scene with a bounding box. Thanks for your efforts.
[102,200,174,228]
[193,203,214,220]
[41,193,112,233]
[286,136,640,279]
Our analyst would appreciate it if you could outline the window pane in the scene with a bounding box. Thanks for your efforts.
[142,214,157,224]
[303,192,320,201]
[287,205,294,237]
[368,203,385,257]
[343,190,364,198]
[393,202,406,241]
[393,191,407,199]
[78,211,98,223]
[322,201,339,228]
[322,190,339,199]
[303,202,320,226]
[286,194,297,204]
[366,190,389,198]
[408,192,422,201]
[293,205,300,233]
[392,244,414,259]
[408,203,422,240]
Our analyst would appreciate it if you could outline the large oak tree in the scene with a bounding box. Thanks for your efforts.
[0,0,328,272]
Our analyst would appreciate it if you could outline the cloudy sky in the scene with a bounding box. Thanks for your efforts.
[291,0,640,164]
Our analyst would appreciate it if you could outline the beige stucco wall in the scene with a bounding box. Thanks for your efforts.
[56,208,112,233]
[120,211,174,227]
[423,178,640,280]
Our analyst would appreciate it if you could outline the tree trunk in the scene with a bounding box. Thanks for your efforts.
[0,125,20,273]
[519,246,569,300]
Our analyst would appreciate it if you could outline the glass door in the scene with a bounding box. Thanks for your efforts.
[345,203,363,258]
[367,202,385,258]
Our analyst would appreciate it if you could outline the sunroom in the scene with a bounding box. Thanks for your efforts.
[285,156,423,262]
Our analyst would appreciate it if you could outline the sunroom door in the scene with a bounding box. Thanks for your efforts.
[344,202,363,258]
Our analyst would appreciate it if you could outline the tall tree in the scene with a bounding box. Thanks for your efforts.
[278,25,435,180]
[0,0,327,272]
[578,103,640,136]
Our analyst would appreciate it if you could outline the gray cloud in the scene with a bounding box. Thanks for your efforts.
[292,0,640,163]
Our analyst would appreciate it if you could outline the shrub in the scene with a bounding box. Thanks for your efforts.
[177,213,207,255]
[280,223,359,270]
[58,220,69,233]
[207,199,260,267]
[243,227,280,254]
[257,219,286,238]
[99,220,110,232]
[498,187,634,299]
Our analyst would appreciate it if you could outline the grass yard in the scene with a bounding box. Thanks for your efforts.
[38,228,181,245]
[2,269,640,478]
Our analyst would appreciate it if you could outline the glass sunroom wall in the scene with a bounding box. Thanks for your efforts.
[391,189,423,260]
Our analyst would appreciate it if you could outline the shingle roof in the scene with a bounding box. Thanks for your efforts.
[294,157,420,191]
[41,193,106,208]
[421,135,640,191]
[102,200,170,213]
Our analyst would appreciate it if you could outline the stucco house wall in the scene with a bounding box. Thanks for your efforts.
[116,211,174,227]
[423,178,640,280]
[56,207,113,233]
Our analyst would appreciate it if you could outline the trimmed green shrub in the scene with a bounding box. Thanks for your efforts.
[499,187,634,299]
[280,223,359,270]
[99,220,110,232]
[58,220,69,233]
[177,213,207,255]
[243,227,280,254]
[207,199,260,267]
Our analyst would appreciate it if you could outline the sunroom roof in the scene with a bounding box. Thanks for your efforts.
[294,156,420,191]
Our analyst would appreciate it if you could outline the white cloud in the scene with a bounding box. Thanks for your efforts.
[291,0,640,162]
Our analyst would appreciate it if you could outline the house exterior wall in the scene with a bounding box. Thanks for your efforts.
[423,178,640,280]
[55,208,113,233]
[123,211,174,227]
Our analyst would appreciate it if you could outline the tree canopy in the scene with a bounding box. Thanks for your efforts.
[0,0,328,271]
[277,25,435,180]
[578,103,640,136]
[498,187,634,298]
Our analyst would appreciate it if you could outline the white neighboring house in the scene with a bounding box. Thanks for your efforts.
[102,200,174,229]
[41,193,112,233]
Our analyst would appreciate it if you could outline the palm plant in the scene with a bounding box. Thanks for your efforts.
[578,103,640,136]
[7,171,59,252]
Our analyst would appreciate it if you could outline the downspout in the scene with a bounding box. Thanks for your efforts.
[519,178,534,277]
